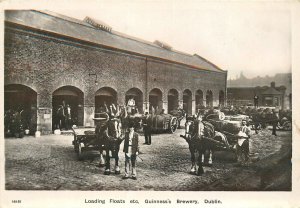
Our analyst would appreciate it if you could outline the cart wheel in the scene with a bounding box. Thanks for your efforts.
[77,143,84,160]
[74,143,79,153]
[169,117,178,133]
[283,121,292,131]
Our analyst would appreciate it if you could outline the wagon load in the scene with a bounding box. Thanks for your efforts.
[149,114,177,133]
[204,119,241,147]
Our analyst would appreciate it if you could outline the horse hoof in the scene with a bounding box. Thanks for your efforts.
[104,171,111,175]
[189,171,196,175]
[115,171,121,175]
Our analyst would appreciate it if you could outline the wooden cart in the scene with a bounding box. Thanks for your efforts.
[72,127,99,160]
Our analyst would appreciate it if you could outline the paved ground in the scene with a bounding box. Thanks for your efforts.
[5,127,291,191]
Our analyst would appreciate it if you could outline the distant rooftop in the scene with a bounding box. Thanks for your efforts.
[5,10,225,73]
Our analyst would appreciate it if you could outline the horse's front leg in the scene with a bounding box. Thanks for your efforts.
[99,148,105,167]
[197,145,204,176]
[114,147,120,175]
[189,145,196,174]
[104,149,111,175]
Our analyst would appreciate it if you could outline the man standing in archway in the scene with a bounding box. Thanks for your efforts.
[127,97,135,115]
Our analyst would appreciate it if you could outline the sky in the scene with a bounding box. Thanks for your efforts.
[5,0,292,79]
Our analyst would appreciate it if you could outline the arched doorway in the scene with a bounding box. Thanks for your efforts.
[52,86,84,130]
[149,88,163,114]
[168,89,179,113]
[196,90,204,111]
[206,90,213,107]
[5,84,37,135]
[183,89,192,115]
[219,90,225,107]
[95,87,117,113]
[125,88,143,113]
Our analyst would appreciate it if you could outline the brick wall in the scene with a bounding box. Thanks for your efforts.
[4,24,227,134]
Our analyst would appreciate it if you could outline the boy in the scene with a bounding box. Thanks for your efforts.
[123,120,139,180]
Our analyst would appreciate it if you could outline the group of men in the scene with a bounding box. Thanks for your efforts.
[56,101,72,130]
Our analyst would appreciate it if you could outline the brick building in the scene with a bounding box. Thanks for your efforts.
[227,82,288,109]
[4,10,227,134]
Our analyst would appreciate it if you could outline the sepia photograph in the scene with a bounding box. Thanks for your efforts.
[1,0,299,207]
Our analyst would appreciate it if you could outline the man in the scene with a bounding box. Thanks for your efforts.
[271,109,279,136]
[236,120,251,166]
[65,104,72,130]
[240,119,251,138]
[123,120,140,180]
[127,97,135,114]
[57,105,65,130]
[143,112,152,145]
[254,95,259,108]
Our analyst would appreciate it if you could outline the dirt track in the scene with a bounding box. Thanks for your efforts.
[5,127,291,191]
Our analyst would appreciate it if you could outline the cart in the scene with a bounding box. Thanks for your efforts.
[149,114,178,133]
[72,126,99,160]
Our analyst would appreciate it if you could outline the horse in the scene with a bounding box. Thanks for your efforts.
[249,109,279,134]
[180,115,215,175]
[94,113,124,175]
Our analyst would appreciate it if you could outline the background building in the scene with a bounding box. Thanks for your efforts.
[228,72,291,109]
[4,10,227,134]
[228,82,288,109]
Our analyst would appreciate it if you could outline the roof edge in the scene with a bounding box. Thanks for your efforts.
[5,21,227,74]
[193,53,225,72]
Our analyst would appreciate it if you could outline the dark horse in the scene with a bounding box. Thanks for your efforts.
[249,109,279,134]
[180,115,215,175]
[94,113,124,175]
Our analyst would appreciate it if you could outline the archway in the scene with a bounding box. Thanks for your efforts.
[5,84,37,134]
[168,89,179,113]
[196,90,204,111]
[95,87,117,113]
[149,88,163,114]
[183,89,192,115]
[125,88,143,113]
[206,90,213,107]
[219,90,225,107]
[52,86,84,130]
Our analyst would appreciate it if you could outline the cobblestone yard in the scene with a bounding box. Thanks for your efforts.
[5,127,291,191]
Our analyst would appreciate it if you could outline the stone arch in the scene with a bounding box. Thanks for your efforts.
[149,88,163,114]
[125,88,143,113]
[196,89,204,110]
[168,89,179,113]
[183,89,192,115]
[52,85,84,129]
[5,84,38,135]
[95,87,118,113]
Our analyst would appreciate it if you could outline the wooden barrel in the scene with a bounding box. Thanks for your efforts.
[151,114,172,130]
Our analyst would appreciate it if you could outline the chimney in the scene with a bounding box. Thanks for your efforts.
[271,82,275,88]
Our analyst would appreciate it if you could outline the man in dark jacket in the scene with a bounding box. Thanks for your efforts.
[123,121,139,180]
[143,112,152,145]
